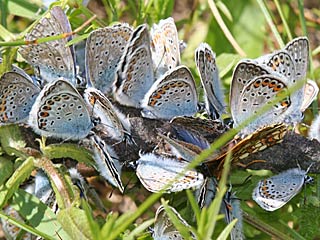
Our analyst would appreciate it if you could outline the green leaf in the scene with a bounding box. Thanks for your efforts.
[57,207,94,240]
[0,209,54,240]
[0,156,14,185]
[7,0,42,19]
[216,53,241,78]
[0,156,34,208]
[232,1,266,57]
[42,143,95,167]
[0,125,27,158]
[11,189,71,240]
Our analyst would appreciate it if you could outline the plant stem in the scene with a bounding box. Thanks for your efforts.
[207,0,246,57]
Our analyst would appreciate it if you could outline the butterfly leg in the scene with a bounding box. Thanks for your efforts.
[236,159,266,168]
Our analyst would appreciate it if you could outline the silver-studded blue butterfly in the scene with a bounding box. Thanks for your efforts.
[141,65,198,120]
[195,43,226,119]
[114,24,155,107]
[85,23,133,94]
[252,167,314,211]
[0,71,41,125]
[136,152,204,193]
[29,78,93,140]
[19,6,77,85]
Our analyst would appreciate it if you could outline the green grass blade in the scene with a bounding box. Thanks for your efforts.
[257,0,284,48]
[107,192,162,239]
[7,0,42,19]
[208,0,246,56]
[161,201,194,239]
[0,157,34,208]
[217,219,237,240]
[123,219,154,240]
[0,24,15,41]
[279,219,306,240]
[0,0,8,28]
[243,211,291,240]
[274,0,292,40]
[0,210,55,240]
[186,189,201,224]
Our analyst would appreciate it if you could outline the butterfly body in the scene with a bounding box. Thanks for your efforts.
[84,87,130,142]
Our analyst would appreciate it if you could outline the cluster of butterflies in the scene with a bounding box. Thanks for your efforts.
[1,5,319,240]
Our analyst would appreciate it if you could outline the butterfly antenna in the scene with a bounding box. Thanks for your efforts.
[122,173,137,193]
[124,130,137,146]
[306,162,315,173]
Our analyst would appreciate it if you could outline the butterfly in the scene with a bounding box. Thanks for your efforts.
[85,23,133,94]
[141,65,198,120]
[221,190,244,240]
[0,71,41,125]
[84,87,131,142]
[255,37,309,81]
[152,204,196,240]
[113,24,155,107]
[194,177,217,209]
[34,170,59,213]
[309,114,320,142]
[150,17,181,78]
[1,205,34,240]
[300,79,319,112]
[0,57,38,83]
[170,116,227,143]
[28,78,93,140]
[158,132,207,162]
[205,123,288,177]
[230,62,298,135]
[230,37,309,135]
[89,134,124,192]
[195,42,226,119]
[252,167,314,211]
[135,152,204,193]
[19,6,77,86]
